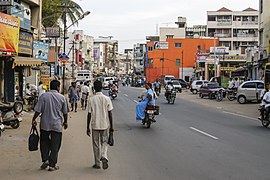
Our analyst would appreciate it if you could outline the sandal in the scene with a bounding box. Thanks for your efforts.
[48,166,59,171]
[92,164,101,169]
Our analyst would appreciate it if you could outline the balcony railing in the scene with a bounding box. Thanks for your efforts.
[234,33,258,38]
[241,21,258,25]
[215,33,231,38]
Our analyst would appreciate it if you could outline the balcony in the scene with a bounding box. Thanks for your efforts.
[241,21,258,25]
[215,33,231,38]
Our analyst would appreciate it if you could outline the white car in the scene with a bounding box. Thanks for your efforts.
[172,81,182,93]
[190,80,209,94]
[102,77,114,89]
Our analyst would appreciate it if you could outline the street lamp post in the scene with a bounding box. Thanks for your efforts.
[61,10,90,94]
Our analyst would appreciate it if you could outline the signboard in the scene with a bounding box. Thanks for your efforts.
[210,47,229,55]
[40,65,50,89]
[0,0,13,6]
[59,53,69,64]
[93,47,100,61]
[0,12,20,55]
[11,2,31,30]
[45,27,60,38]
[33,41,49,61]
[154,41,169,50]
[220,67,236,71]
[18,31,32,55]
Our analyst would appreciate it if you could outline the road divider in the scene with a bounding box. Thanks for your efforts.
[189,127,219,140]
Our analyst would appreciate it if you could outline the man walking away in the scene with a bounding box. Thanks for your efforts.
[81,82,90,110]
[32,80,69,171]
[68,82,79,112]
[87,80,114,170]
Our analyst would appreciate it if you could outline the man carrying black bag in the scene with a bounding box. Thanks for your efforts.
[87,80,114,170]
[32,80,69,171]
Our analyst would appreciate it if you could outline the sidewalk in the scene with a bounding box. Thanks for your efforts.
[176,89,259,120]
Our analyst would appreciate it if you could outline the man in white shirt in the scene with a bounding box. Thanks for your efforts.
[228,78,235,89]
[87,80,114,170]
[37,81,46,98]
[234,78,240,89]
[259,84,269,120]
[81,82,90,110]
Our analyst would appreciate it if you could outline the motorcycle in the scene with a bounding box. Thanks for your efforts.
[166,90,176,104]
[227,89,237,101]
[138,96,159,128]
[259,105,270,128]
[154,86,161,96]
[215,89,226,102]
[109,88,118,100]
[0,123,4,136]
[0,101,23,129]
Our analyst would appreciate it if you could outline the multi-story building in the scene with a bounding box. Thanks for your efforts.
[64,30,94,76]
[0,0,43,102]
[133,43,146,75]
[94,38,118,75]
[207,7,259,56]
[259,0,270,59]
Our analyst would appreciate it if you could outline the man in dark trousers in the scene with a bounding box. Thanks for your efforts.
[32,80,69,171]
[87,80,114,169]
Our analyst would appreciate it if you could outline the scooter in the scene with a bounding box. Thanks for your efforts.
[109,88,118,100]
[0,102,23,129]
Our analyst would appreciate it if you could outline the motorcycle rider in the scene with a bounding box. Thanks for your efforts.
[259,83,269,120]
[153,79,161,95]
[136,82,156,121]
[109,81,118,96]
[165,81,174,99]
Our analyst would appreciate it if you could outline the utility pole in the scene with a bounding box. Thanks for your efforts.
[72,40,75,78]
[62,3,67,94]
[161,52,164,77]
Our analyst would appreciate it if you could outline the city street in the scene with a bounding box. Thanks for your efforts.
[1,86,270,180]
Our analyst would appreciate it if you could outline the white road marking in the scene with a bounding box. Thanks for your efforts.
[124,94,128,97]
[118,90,121,93]
[189,127,219,140]
[222,111,257,121]
[133,100,138,103]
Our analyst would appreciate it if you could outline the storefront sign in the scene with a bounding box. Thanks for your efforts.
[18,31,32,55]
[33,41,49,61]
[45,27,60,38]
[154,41,169,50]
[0,12,20,56]
[220,67,236,71]
[11,2,31,31]
[0,0,13,6]
[210,47,229,55]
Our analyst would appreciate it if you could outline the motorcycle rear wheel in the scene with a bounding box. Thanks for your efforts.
[227,94,235,101]
[146,119,151,128]
[11,120,20,129]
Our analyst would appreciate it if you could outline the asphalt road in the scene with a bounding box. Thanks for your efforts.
[1,86,270,180]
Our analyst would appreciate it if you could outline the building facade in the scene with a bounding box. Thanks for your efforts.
[259,0,270,60]
[133,43,146,75]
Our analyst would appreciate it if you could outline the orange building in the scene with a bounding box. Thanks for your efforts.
[146,38,218,82]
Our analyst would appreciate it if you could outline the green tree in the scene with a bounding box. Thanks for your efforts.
[42,0,84,27]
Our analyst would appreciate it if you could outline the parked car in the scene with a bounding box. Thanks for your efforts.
[190,80,209,94]
[172,78,189,88]
[236,80,264,104]
[199,83,223,99]
[172,80,182,93]
[163,75,175,86]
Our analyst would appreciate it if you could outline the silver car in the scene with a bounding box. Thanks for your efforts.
[236,80,264,104]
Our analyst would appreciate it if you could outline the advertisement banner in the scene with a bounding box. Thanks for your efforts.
[93,47,100,61]
[11,2,31,31]
[18,31,33,55]
[33,41,49,61]
[154,41,169,50]
[0,12,20,55]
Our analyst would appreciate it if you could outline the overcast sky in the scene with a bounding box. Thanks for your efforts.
[73,0,259,53]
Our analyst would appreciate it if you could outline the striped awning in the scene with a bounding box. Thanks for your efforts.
[13,56,43,68]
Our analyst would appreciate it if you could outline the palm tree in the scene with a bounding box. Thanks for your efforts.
[42,0,84,27]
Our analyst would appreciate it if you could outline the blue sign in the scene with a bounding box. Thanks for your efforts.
[11,2,31,31]
[59,53,69,60]
[33,41,49,61]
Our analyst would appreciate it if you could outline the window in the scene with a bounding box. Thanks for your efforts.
[242,82,256,88]
[257,82,264,89]
[166,35,174,39]
[196,81,203,85]
[208,15,216,21]
[140,60,143,65]
[175,43,182,48]
[148,46,153,51]
[176,59,180,66]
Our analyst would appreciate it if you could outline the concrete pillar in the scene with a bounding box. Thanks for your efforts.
[205,63,209,80]
[4,59,14,102]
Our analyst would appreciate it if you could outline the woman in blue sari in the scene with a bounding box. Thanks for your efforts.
[136,82,156,121]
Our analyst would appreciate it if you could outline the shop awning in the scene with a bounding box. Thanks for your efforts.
[13,56,44,68]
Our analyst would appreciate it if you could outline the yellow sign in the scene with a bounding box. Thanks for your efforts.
[40,75,50,90]
[220,67,236,71]
[0,12,20,55]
